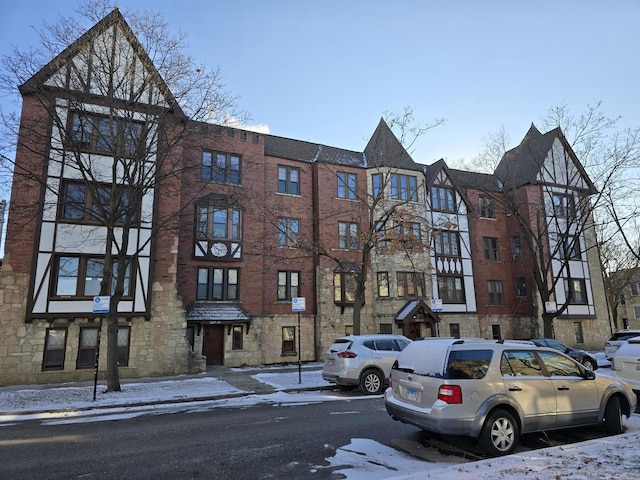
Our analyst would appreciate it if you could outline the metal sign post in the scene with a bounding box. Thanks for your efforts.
[92,296,110,401]
[292,297,306,384]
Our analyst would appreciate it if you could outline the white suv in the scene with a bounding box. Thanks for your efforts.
[322,334,411,394]
[604,329,640,360]
[385,338,636,456]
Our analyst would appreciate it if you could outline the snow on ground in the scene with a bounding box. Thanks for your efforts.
[1,358,639,480]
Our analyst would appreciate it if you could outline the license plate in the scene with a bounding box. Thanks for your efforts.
[405,388,417,401]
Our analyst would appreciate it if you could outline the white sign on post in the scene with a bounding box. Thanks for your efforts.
[430,298,443,312]
[93,296,110,314]
[292,297,306,312]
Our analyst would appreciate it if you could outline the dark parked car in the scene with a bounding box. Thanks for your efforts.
[529,338,597,370]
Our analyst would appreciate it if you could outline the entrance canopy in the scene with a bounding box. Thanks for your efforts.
[394,300,438,325]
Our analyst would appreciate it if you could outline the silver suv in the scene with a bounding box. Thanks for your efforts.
[385,338,636,456]
[322,334,411,394]
[604,329,640,360]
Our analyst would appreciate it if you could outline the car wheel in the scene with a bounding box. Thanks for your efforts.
[479,409,519,456]
[604,396,624,435]
[359,369,384,395]
[582,358,596,371]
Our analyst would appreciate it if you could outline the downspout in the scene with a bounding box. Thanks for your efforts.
[311,160,320,361]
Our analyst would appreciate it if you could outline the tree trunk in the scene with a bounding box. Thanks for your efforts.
[542,312,555,338]
[105,307,121,392]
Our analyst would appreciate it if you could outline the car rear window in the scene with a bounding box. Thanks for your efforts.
[610,332,640,341]
[446,350,493,379]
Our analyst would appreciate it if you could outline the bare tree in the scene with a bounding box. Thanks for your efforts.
[0,1,244,391]
[475,102,640,338]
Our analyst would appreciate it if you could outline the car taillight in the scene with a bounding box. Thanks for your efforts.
[438,385,462,404]
[388,373,393,389]
[337,350,357,358]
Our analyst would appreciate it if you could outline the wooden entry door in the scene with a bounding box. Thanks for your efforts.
[202,325,224,365]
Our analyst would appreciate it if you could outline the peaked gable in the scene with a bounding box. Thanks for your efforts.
[364,118,422,171]
[495,124,596,193]
[20,8,181,115]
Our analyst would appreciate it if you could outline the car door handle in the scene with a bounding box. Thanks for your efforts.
[557,386,570,391]
[508,386,522,391]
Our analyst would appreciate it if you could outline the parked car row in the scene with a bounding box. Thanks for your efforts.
[322,333,639,458]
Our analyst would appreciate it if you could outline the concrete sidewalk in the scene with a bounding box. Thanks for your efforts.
[0,363,331,416]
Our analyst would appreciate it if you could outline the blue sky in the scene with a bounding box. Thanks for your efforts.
[1,0,639,165]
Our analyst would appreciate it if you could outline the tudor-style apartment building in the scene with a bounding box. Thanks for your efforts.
[0,10,612,386]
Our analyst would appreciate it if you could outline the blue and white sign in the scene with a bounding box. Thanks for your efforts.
[93,296,110,314]
[292,297,306,312]
[430,298,443,312]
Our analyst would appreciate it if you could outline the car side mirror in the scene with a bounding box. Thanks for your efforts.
[584,369,596,380]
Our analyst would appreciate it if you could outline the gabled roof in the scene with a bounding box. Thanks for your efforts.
[494,123,596,193]
[264,135,364,167]
[426,159,473,210]
[186,303,250,323]
[19,8,182,115]
[364,119,422,171]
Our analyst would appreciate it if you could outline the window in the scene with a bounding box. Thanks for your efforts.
[277,218,299,247]
[538,351,582,377]
[501,351,543,376]
[282,327,296,355]
[197,267,239,301]
[516,277,527,297]
[372,173,382,198]
[479,195,495,218]
[449,323,460,339]
[42,328,67,370]
[559,235,581,260]
[492,324,501,340]
[77,327,99,369]
[334,271,356,306]
[552,193,576,218]
[69,111,143,157]
[620,294,626,306]
[53,256,132,298]
[197,205,242,241]
[437,275,465,303]
[431,186,456,212]
[631,282,640,296]
[117,327,130,366]
[60,180,137,224]
[77,326,129,369]
[574,322,584,344]
[511,236,522,256]
[278,165,300,195]
[634,306,640,319]
[391,174,418,201]
[434,230,460,256]
[338,222,359,250]
[379,323,393,334]
[337,172,357,199]
[483,237,499,261]
[447,350,492,379]
[278,271,300,301]
[232,325,243,350]
[377,272,389,297]
[488,280,504,305]
[394,221,421,240]
[397,272,424,298]
[564,278,588,304]
[201,151,241,184]
[345,325,354,336]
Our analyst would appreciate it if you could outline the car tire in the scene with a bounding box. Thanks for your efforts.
[359,369,384,395]
[479,409,519,456]
[604,396,624,435]
[581,357,596,371]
